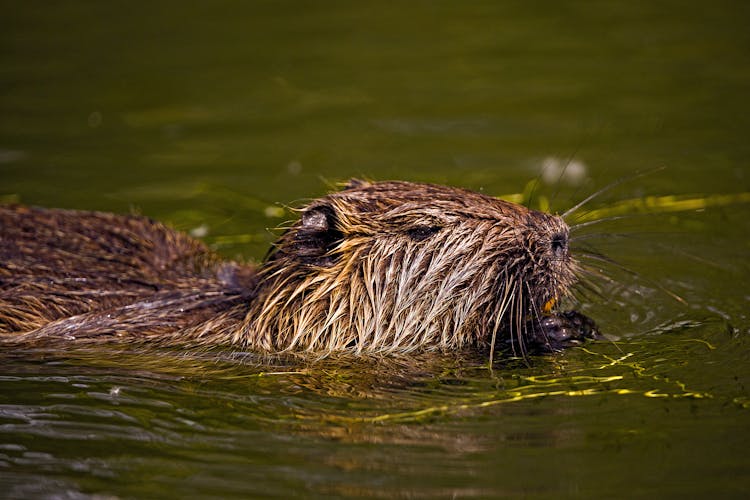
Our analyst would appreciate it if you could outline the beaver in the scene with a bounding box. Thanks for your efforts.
[0,180,598,357]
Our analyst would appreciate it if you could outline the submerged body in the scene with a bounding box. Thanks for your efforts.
[0,180,597,355]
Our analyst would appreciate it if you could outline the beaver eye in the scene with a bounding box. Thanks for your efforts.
[551,233,567,257]
[406,225,442,241]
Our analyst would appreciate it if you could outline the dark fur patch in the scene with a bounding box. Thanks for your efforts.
[406,225,442,241]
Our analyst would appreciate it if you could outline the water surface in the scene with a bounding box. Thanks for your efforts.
[2,1,749,498]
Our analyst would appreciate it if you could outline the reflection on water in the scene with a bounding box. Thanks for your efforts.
[2,0,750,497]
[1,327,746,497]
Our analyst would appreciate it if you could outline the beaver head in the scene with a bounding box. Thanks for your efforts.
[235,180,579,354]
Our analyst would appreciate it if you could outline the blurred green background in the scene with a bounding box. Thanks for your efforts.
[2,1,750,498]
[3,1,749,257]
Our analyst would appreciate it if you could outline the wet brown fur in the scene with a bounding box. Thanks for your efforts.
[0,180,579,355]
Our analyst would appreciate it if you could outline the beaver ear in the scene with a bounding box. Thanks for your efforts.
[301,204,334,232]
[295,204,343,266]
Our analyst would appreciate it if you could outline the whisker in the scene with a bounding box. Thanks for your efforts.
[515,281,528,363]
[576,258,641,293]
[569,285,600,305]
[569,215,636,232]
[660,245,728,270]
[562,166,666,220]
[525,162,548,210]
[549,146,584,207]
[509,285,519,358]
[489,274,514,367]
[574,271,608,298]
[569,210,693,234]
[578,252,688,305]
[570,230,686,243]
[526,282,548,348]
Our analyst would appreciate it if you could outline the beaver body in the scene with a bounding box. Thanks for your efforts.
[0,180,597,355]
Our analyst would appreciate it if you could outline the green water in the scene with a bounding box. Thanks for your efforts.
[2,1,750,498]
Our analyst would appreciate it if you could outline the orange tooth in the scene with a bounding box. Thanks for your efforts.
[543,298,556,313]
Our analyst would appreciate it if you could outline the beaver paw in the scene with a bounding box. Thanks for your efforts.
[526,310,601,353]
